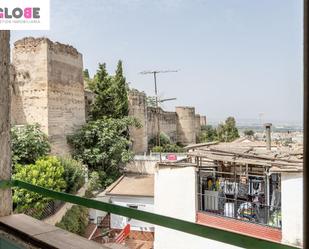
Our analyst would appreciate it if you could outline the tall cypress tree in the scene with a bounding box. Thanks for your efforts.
[89,61,129,120]
[90,63,114,119]
[113,60,129,118]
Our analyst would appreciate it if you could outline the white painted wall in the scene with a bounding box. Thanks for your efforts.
[125,159,157,174]
[89,195,109,224]
[110,196,154,232]
[154,165,243,249]
[281,172,303,247]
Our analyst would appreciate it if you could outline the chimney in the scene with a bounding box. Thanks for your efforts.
[264,123,272,150]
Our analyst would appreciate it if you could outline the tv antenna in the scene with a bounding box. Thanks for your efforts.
[140,70,178,162]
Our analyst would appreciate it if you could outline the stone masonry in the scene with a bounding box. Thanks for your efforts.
[11,37,86,155]
[10,37,205,155]
[128,90,206,153]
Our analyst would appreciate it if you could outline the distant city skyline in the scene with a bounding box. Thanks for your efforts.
[11,0,303,125]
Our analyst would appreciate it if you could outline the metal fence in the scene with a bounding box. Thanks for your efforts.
[0,180,297,249]
[198,193,281,228]
[18,199,65,220]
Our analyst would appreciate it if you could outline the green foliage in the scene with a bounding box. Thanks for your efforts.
[83,69,94,90]
[83,69,90,79]
[148,132,171,149]
[152,144,185,153]
[13,156,66,218]
[146,96,156,107]
[113,60,129,118]
[244,129,254,136]
[88,171,102,192]
[198,125,218,142]
[216,117,240,142]
[89,61,129,120]
[149,132,184,152]
[59,157,86,194]
[84,189,95,198]
[56,205,89,235]
[11,124,50,165]
[68,117,140,188]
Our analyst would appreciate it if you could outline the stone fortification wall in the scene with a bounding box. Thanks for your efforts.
[47,39,85,155]
[12,37,49,133]
[128,89,148,154]
[195,114,201,136]
[176,107,196,145]
[11,37,203,155]
[200,115,207,126]
[147,107,178,144]
[12,37,86,155]
[128,90,201,151]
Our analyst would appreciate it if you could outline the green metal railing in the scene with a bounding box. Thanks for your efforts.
[0,180,300,249]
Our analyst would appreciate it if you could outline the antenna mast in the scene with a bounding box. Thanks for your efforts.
[140,70,178,162]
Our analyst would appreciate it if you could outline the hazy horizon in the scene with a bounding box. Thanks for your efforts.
[10,0,303,125]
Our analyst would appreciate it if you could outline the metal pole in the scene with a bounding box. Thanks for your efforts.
[140,69,178,162]
[153,72,162,162]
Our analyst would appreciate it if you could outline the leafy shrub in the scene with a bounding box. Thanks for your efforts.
[198,125,218,143]
[59,157,86,194]
[152,144,185,153]
[148,132,171,149]
[244,129,254,136]
[68,117,140,188]
[84,189,95,198]
[88,171,102,192]
[216,117,240,142]
[162,144,185,153]
[56,205,89,235]
[11,124,50,165]
[13,156,66,218]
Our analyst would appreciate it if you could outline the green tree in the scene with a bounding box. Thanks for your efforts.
[59,157,86,194]
[89,63,114,119]
[89,61,129,120]
[56,205,88,235]
[83,69,90,79]
[216,117,240,142]
[244,129,254,137]
[83,69,94,90]
[148,132,171,149]
[11,124,50,165]
[152,144,185,153]
[88,171,102,192]
[68,117,140,188]
[13,156,66,218]
[198,125,218,142]
[113,60,129,118]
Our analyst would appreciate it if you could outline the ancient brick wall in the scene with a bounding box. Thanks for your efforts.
[200,115,207,126]
[47,40,85,155]
[12,38,49,133]
[128,89,148,154]
[147,107,178,144]
[195,114,201,136]
[176,106,196,145]
[128,90,201,152]
[12,37,85,155]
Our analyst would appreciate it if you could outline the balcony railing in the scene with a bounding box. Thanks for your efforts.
[198,193,281,229]
[0,179,298,249]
